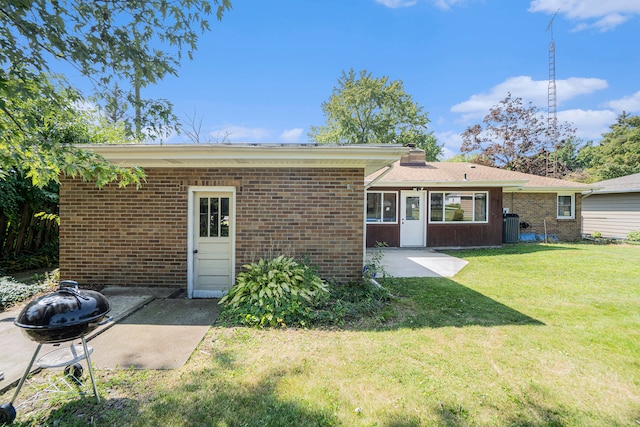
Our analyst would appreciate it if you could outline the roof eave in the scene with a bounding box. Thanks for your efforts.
[366,180,528,188]
[82,143,410,176]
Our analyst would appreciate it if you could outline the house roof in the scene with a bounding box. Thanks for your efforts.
[584,172,640,195]
[366,161,595,193]
[85,143,410,176]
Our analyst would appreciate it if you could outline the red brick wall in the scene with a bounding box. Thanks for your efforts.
[502,192,582,241]
[59,167,364,288]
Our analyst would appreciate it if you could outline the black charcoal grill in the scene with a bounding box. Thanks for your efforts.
[1,281,111,424]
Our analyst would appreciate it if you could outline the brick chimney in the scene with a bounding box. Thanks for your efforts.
[400,143,426,166]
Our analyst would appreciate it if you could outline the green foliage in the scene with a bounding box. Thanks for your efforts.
[309,69,442,160]
[0,239,59,275]
[219,256,328,328]
[0,269,59,310]
[626,230,640,242]
[363,241,389,281]
[312,281,392,328]
[582,113,640,181]
[591,231,603,239]
[1,84,146,188]
[0,0,232,141]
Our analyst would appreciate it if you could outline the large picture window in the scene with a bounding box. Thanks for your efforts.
[557,193,575,219]
[429,191,488,223]
[366,192,397,223]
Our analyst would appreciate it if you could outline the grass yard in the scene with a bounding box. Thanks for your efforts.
[3,243,640,426]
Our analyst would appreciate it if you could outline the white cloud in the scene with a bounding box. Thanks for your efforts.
[374,0,417,8]
[279,128,305,143]
[450,75,608,120]
[529,0,640,31]
[605,90,640,113]
[557,109,618,140]
[434,130,463,159]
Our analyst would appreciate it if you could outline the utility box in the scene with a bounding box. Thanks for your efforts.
[503,213,520,243]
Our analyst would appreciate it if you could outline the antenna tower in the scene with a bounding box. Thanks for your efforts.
[546,12,559,177]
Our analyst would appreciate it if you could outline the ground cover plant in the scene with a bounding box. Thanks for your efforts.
[0,269,58,310]
[2,243,639,426]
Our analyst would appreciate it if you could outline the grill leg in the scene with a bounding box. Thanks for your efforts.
[81,337,100,404]
[11,343,42,404]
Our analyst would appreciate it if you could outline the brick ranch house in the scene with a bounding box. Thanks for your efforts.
[60,143,408,298]
[366,147,595,248]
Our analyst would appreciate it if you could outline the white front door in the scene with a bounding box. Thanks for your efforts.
[190,190,235,298]
[400,191,426,247]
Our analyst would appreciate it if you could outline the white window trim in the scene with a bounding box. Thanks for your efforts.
[366,191,398,224]
[557,193,575,219]
[428,191,489,224]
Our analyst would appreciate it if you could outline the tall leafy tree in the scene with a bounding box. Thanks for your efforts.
[1,83,145,188]
[580,113,640,181]
[309,69,442,161]
[460,93,575,176]
[0,0,231,186]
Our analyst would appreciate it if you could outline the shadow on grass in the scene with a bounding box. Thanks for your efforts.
[441,243,579,259]
[382,278,544,329]
[24,366,336,427]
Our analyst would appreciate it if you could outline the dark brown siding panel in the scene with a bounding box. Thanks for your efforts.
[367,186,503,248]
[366,224,400,247]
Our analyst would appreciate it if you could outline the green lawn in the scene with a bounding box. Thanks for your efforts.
[4,243,640,426]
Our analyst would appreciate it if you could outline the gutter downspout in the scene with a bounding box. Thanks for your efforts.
[363,162,395,278]
[365,163,395,189]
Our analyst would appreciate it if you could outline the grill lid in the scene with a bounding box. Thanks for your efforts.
[15,281,110,330]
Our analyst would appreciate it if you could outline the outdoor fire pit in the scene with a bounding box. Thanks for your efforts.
[0,281,111,424]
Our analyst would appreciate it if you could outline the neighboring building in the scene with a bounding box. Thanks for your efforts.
[582,173,640,239]
[366,147,594,248]
[59,143,408,297]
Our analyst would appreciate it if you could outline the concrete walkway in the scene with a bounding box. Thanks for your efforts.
[367,248,468,278]
[1,287,219,394]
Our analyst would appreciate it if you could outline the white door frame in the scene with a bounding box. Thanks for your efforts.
[400,190,426,247]
[187,186,236,299]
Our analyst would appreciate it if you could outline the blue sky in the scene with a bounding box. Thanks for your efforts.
[142,0,640,158]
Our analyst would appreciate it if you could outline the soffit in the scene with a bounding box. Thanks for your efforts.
[84,143,410,176]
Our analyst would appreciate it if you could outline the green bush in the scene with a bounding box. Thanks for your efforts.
[219,256,328,328]
[0,269,59,310]
[592,231,603,239]
[627,230,640,242]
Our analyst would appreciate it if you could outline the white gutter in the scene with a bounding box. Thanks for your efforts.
[365,163,395,189]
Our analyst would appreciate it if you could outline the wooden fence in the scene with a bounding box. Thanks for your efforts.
[0,201,58,258]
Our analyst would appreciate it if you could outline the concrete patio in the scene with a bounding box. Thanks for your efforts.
[366,248,468,278]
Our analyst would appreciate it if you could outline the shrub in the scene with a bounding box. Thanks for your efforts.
[627,230,640,242]
[0,269,59,310]
[592,231,603,239]
[219,256,328,328]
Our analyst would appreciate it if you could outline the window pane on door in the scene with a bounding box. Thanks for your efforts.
[199,198,209,237]
[220,197,230,237]
[406,196,420,220]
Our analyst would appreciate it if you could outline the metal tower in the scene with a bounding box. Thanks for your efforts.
[546,12,558,177]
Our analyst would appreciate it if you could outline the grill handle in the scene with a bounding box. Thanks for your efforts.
[58,281,91,302]
[59,280,79,290]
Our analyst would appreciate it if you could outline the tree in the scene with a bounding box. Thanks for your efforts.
[1,81,145,188]
[0,0,231,187]
[1,0,231,139]
[580,113,640,181]
[460,93,575,176]
[309,69,442,160]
